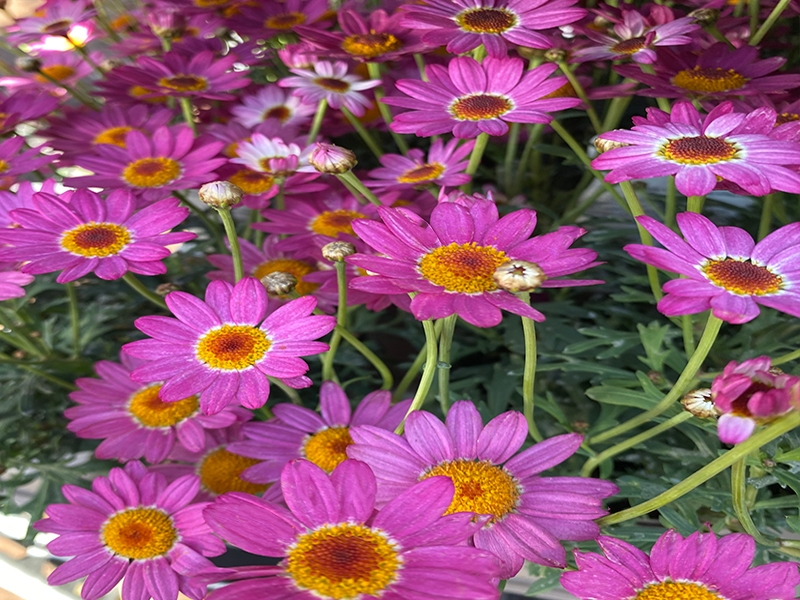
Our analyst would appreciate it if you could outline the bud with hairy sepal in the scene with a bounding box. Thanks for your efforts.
[493,261,547,293]
[322,241,357,262]
[309,143,357,174]
[198,181,243,209]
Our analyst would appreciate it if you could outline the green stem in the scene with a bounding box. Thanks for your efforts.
[337,325,393,391]
[521,301,543,442]
[0,327,45,359]
[751,0,787,44]
[731,456,774,545]
[65,283,80,358]
[748,0,761,42]
[367,62,409,154]
[122,273,168,309]
[687,195,705,213]
[590,314,722,444]
[665,176,677,229]
[268,376,302,405]
[460,132,490,193]
[396,319,438,434]
[600,93,634,132]
[322,262,348,383]
[175,192,226,253]
[217,209,244,282]
[638,64,671,112]
[336,171,383,207]
[582,412,691,477]
[307,98,328,145]
[341,106,383,157]
[598,411,800,527]
[35,67,101,110]
[772,347,800,366]
[179,97,197,136]
[413,53,429,82]
[557,61,602,134]
[73,44,105,77]
[757,194,775,241]
[503,122,521,194]
[437,315,457,415]
[681,314,696,356]
[394,345,427,402]
[513,123,544,194]
[619,180,662,302]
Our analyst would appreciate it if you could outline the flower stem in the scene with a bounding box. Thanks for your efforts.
[557,61,602,134]
[687,195,705,213]
[757,193,775,241]
[367,62,409,155]
[174,192,226,252]
[336,171,383,207]
[65,282,80,358]
[520,301,543,442]
[337,325,393,390]
[750,0,789,44]
[681,314,696,356]
[503,122,521,194]
[307,98,328,145]
[598,411,800,527]
[268,376,302,405]
[216,208,244,282]
[619,180,662,302]
[413,54,429,81]
[600,92,634,132]
[179,97,197,136]
[437,314,457,415]
[772,346,800,366]
[731,456,774,545]
[665,176,677,229]
[322,261,348,383]
[589,314,722,444]
[638,64,671,113]
[341,106,383,158]
[460,132,490,193]
[394,344,427,402]
[396,319,438,434]
[121,273,168,309]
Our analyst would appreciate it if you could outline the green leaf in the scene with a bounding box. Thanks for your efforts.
[637,321,672,372]
[585,386,659,409]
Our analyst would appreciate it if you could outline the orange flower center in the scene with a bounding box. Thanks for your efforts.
[198,447,270,495]
[302,427,354,473]
[158,74,208,93]
[542,82,577,99]
[36,64,75,82]
[122,157,181,188]
[702,258,782,295]
[635,581,723,600]
[252,258,318,296]
[418,242,509,293]
[102,508,177,560]
[450,94,512,121]
[265,12,306,29]
[195,324,271,370]
[61,222,131,257]
[611,36,647,54]
[671,67,748,94]
[777,112,800,125]
[94,126,134,147]
[310,209,366,238]
[127,384,199,428]
[456,7,517,33]
[341,32,403,59]
[228,169,275,195]
[264,106,291,122]
[659,136,738,165]
[397,163,445,184]
[314,77,351,93]
[0,160,8,174]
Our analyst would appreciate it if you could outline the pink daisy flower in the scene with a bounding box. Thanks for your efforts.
[0,263,34,301]
[0,181,57,228]
[231,133,316,177]
[625,213,800,324]
[561,530,800,600]
[384,56,581,138]
[225,0,330,39]
[0,190,194,283]
[0,90,59,134]
[34,461,225,600]
[123,278,336,415]
[7,0,95,44]
[278,60,381,118]
[0,50,94,94]
[228,381,412,482]
[203,458,501,600]
[0,137,54,187]
[399,0,585,58]
[593,102,800,197]
[348,401,618,578]
[63,125,226,204]
[366,138,474,192]
[231,85,317,129]
[66,352,251,464]
[711,357,799,444]
[348,196,601,327]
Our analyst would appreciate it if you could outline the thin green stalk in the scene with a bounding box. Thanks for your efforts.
[175,192,226,252]
[472,44,487,62]
[732,457,774,545]
[122,273,168,309]
[268,376,302,405]
[590,314,723,444]
[638,63,670,112]
[73,44,105,77]
[65,282,80,358]
[460,132,490,193]
[307,98,328,145]
[619,180,662,302]
[772,346,800,366]
[336,171,383,207]
[0,328,45,359]
[394,345,427,402]
[413,53,429,81]
[367,62,409,154]
[520,301,543,442]
[437,315,457,415]
[600,92,634,132]
[322,262,348,383]
[582,412,692,477]
[341,106,383,157]
[687,195,705,213]
[179,97,197,135]
[665,176,677,229]
[557,180,605,225]
[557,61,602,133]
[757,194,775,241]
[503,122,521,193]
[93,2,123,42]
[598,411,800,527]
[512,123,544,195]
[396,319,438,434]
[337,326,393,391]
[681,314,696,356]
[751,0,788,44]
[216,208,244,282]
[35,67,101,110]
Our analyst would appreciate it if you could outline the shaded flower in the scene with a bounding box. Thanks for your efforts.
[0,50,94,93]
[123,278,335,415]
[231,133,315,177]
[7,0,95,44]
[561,530,800,600]
[0,190,194,283]
[226,0,330,39]
[231,84,317,129]
[203,459,501,600]
[384,56,580,138]
[348,401,617,578]
[625,213,800,324]
[0,136,54,188]
[366,138,474,192]
[0,181,57,228]
[0,90,59,134]
[0,263,34,301]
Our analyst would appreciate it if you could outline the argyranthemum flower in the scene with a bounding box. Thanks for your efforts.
[625,213,800,324]
[34,461,225,600]
[123,278,336,415]
[231,84,317,128]
[0,90,58,134]
[0,263,34,301]
[0,181,56,228]
[0,50,94,93]
[7,0,94,44]
[561,530,800,600]
[63,125,226,204]
[348,401,618,578]
[0,190,194,283]
[66,352,251,464]
[227,381,412,482]
[710,357,799,444]
[226,0,330,39]
[203,459,501,600]
[348,196,601,327]
[384,56,580,138]
[366,138,474,192]
[399,0,584,58]
[231,133,316,177]
[593,102,800,197]
[278,60,381,118]
[0,136,54,187]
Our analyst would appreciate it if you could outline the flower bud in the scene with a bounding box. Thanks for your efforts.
[309,143,358,174]
[681,389,718,419]
[688,8,720,26]
[543,48,567,63]
[322,241,357,262]
[16,56,42,73]
[594,136,630,154]
[198,181,243,209]
[156,283,180,296]
[261,272,297,296]
[493,260,547,293]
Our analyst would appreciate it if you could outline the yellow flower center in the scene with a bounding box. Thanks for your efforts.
[101,508,177,560]
[611,36,648,54]
[198,447,270,495]
[94,126,134,147]
[456,7,518,34]
[302,427,354,473]
[421,459,520,522]
[287,523,400,599]
[264,106,291,122]
[777,112,800,125]
[635,581,723,600]
[127,384,199,428]
[122,157,181,188]
[702,258,782,295]
[450,94,513,121]
[418,242,509,294]
[659,136,738,165]
[61,222,131,257]
[671,67,748,94]
[310,209,366,238]
[252,258,318,296]
[228,169,275,195]
[397,163,445,184]
[542,82,577,99]
[129,85,168,104]
[195,324,271,371]
[36,64,75,82]
[265,12,306,29]
[341,32,403,59]
[158,74,209,93]
[314,77,351,93]
[0,160,8,173]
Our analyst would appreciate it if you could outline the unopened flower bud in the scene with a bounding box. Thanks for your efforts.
[543,48,567,63]
[493,260,547,293]
[198,181,243,209]
[681,389,719,419]
[261,272,297,296]
[156,283,180,296]
[688,8,720,26]
[16,56,42,73]
[592,15,613,29]
[309,143,358,174]
[594,136,630,154]
[147,7,186,39]
[322,241,357,262]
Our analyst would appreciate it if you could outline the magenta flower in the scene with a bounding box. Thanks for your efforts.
[228,381,412,482]
[66,352,251,464]
[384,57,580,138]
[366,138,474,192]
[348,401,617,578]
[0,50,94,93]
[348,196,601,327]
[399,0,584,58]
[34,461,225,600]
[0,90,58,134]
[625,213,800,324]
[231,85,317,129]
[0,180,56,228]
[561,530,800,600]
[278,60,381,117]
[593,102,800,197]
[0,136,54,185]
[0,263,34,301]
[711,357,799,444]
[7,1,94,44]
[227,0,330,39]
[203,459,501,600]
[231,133,315,177]
[64,125,226,204]
[0,190,194,283]
[123,278,336,415]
